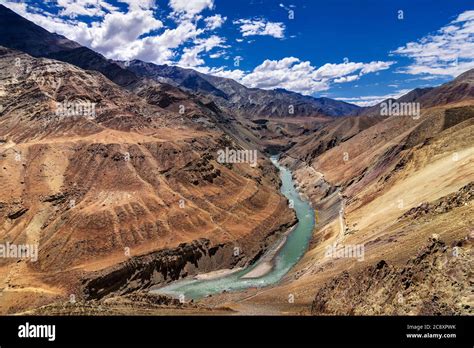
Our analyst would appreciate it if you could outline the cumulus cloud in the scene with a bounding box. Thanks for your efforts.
[198,57,393,95]
[314,61,394,80]
[169,0,214,18]
[178,35,227,67]
[196,66,246,80]
[204,14,226,30]
[209,51,225,58]
[334,75,359,83]
[55,0,119,17]
[86,10,163,56]
[237,57,394,95]
[233,18,285,39]
[133,21,204,64]
[392,10,474,76]
[1,0,207,65]
[118,0,156,11]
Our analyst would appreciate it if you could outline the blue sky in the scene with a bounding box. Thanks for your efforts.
[2,0,473,105]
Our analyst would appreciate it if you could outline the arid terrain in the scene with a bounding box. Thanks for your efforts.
[0,3,472,316]
[0,46,296,313]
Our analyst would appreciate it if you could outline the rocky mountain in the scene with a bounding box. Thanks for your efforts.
[247,71,473,315]
[0,4,361,154]
[123,59,361,153]
[283,114,385,164]
[0,4,137,86]
[125,60,360,118]
[415,69,474,107]
[0,47,296,313]
[358,70,474,116]
[0,4,360,120]
[286,70,474,160]
[311,235,472,315]
[0,2,472,317]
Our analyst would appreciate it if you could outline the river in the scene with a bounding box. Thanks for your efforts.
[150,155,315,300]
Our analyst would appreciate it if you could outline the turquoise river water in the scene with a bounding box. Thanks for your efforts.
[150,156,315,300]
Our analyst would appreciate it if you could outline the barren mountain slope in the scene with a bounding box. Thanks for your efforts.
[0,48,296,313]
[0,5,362,155]
[311,236,473,315]
[125,60,358,152]
[358,70,474,117]
[204,75,474,314]
[125,59,361,118]
[284,114,385,163]
[202,102,473,315]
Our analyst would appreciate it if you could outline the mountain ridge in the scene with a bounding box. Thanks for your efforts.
[0,4,137,86]
[0,4,359,120]
[358,70,474,116]
[125,59,361,118]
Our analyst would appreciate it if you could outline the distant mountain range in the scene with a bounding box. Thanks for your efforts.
[124,59,360,118]
[2,3,473,123]
[358,69,474,116]
[286,68,474,163]
[0,4,359,119]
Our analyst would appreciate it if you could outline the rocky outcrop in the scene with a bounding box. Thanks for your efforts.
[81,215,296,300]
[401,182,473,220]
[26,291,235,315]
[311,237,473,315]
[81,239,225,299]
[7,207,28,219]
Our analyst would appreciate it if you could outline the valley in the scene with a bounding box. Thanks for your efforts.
[0,3,472,317]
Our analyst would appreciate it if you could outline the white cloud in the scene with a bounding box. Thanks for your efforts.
[118,0,156,11]
[169,0,214,17]
[2,0,208,65]
[314,61,394,79]
[236,58,394,95]
[334,75,359,83]
[178,35,227,67]
[392,10,474,76]
[209,51,225,58]
[204,14,226,30]
[196,66,246,80]
[55,0,119,17]
[133,21,204,64]
[233,18,285,39]
[336,89,412,107]
[85,10,164,56]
